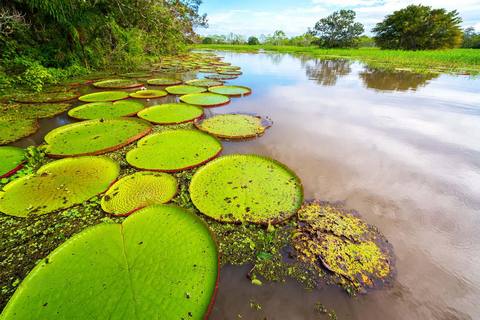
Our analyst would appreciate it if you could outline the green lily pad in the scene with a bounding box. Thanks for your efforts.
[1,103,72,119]
[147,78,183,86]
[129,89,168,99]
[195,114,271,139]
[165,85,207,95]
[44,118,152,157]
[93,79,144,89]
[205,74,238,80]
[0,156,119,217]
[126,129,222,172]
[0,205,218,319]
[293,201,393,292]
[101,172,177,216]
[190,154,303,224]
[208,85,251,97]
[68,100,145,120]
[120,71,151,78]
[180,93,230,107]
[185,79,224,87]
[14,91,79,103]
[79,91,129,102]
[0,146,25,178]
[138,103,204,125]
[218,70,242,76]
[0,118,39,144]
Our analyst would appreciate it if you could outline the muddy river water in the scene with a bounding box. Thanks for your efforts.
[13,51,480,319]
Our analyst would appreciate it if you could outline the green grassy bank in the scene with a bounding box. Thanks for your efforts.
[193,44,480,74]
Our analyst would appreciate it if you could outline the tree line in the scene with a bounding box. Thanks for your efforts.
[202,5,479,50]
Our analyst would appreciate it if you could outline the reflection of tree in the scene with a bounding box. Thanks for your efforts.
[305,59,352,86]
[266,53,284,66]
[359,67,439,91]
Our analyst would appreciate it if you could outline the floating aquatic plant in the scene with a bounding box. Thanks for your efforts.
[101,172,177,215]
[0,147,25,178]
[218,70,242,76]
[180,93,230,107]
[1,103,72,119]
[165,85,207,95]
[44,118,152,157]
[0,205,218,319]
[126,129,222,172]
[68,100,144,120]
[0,156,119,217]
[0,118,38,145]
[195,114,271,139]
[147,78,183,86]
[185,79,223,88]
[206,74,238,81]
[208,85,251,97]
[78,91,129,102]
[189,154,303,224]
[137,103,203,125]
[120,71,151,78]
[93,79,144,89]
[14,91,79,103]
[129,89,167,99]
[292,201,394,292]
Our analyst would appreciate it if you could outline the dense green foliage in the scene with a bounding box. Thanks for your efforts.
[462,27,480,48]
[373,5,463,50]
[248,36,260,45]
[313,10,364,48]
[0,0,207,92]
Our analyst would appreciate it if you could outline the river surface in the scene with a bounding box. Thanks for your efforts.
[13,51,480,319]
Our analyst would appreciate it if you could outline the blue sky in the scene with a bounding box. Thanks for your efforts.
[197,0,480,37]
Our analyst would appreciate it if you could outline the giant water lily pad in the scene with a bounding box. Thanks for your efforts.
[208,85,251,97]
[1,103,71,119]
[101,172,177,215]
[189,154,303,224]
[14,91,79,103]
[138,103,204,125]
[165,85,207,95]
[126,129,222,172]
[0,205,218,319]
[0,146,25,178]
[79,91,129,102]
[180,93,230,107]
[129,89,167,99]
[68,100,144,120]
[147,78,183,86]
[93,79,144,89]
[0,118,38,144]
[195,114,271,139]
[44,118,152,157]
[218,70,242,76]
[293,201,394,292]
[185,79,223,87]
[206,74,238,81]
[120,71,151,78]
[0,156,119,217]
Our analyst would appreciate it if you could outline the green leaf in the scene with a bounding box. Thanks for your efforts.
[137,103,203,125]
[68,101,145,120]
[78,91,130,102]
[0,147,25,178]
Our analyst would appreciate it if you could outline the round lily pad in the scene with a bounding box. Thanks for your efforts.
[101,172,177,216]
[1,103,72,119]
[195,114,271,139]
[130,89,168,99]
[208,85,251,97]
[0,118,39,144]
[79,91,129,102]
[185,79,224,87]
[14,91,79,103]
[120,71,151,78]
[138,103,203,125]
[126,129,222,172]
[0,205,218,319]
[0,146,25,178]
[218,70,242,76]
[189,154,303,224]
[93,79,144,89]
[0,156,119,217]
[44,118,152,157]
[206,74,238,81]
[68,100,144,120]
[165,85,207,95]
[180,93,230,107]
[147,78,183,86]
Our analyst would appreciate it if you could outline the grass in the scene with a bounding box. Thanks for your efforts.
[193,44,480,74]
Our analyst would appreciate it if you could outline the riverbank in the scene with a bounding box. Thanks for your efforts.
[193,44,480,74]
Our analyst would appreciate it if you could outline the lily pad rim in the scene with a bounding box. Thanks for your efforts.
[93,79,145,89]
[179,93,231,108]
[0,147,26,178]
[207,85,252,97]
[137,103,205,125]
[194,113,272,140]
[78,91,130,102]
[146,78,183,86]
[129,90,168,99]
[67,101,145,120]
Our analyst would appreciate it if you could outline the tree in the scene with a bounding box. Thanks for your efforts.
[266,30,287,46]
[248,36,259,45]
[313,10,364,48]
[202,37,213,44]
[462,27,480,48]
[373,5,463,50]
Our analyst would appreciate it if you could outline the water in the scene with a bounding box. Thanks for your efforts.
[12,52,480,319]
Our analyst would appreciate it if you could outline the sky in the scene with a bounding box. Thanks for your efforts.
[196,0,480,37]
